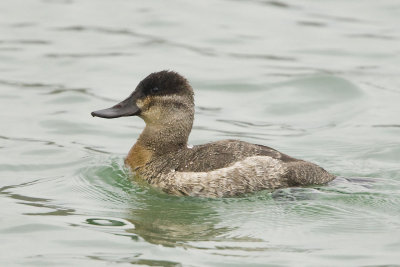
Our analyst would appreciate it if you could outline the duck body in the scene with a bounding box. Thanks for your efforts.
[92,71,335,198]
[128,140,334,197]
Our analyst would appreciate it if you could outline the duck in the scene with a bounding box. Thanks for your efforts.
[91,70,335,197]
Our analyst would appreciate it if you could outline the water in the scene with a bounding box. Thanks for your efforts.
[1,0,400,265]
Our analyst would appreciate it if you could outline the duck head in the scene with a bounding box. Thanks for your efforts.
[91,70,195,126]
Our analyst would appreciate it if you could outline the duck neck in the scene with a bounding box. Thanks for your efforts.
[137,118,192,153]
[126,110,193,170]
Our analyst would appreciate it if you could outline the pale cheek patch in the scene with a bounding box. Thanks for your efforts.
[140,106,163,123]
[136,98,149,110]
[137,97,160,122]
[137,95,191,123]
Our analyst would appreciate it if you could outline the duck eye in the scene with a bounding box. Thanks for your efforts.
[151,87,160,93]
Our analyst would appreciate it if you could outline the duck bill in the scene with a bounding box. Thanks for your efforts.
[91,94,141,119]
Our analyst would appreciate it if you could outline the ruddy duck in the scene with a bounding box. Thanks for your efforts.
[91,71,335,197]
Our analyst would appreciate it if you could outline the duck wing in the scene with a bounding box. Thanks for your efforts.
[175,139,299,173]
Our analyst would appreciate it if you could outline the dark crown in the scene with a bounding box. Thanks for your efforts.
[139,70,193,97]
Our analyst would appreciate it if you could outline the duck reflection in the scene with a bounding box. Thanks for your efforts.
[123,192,232,247]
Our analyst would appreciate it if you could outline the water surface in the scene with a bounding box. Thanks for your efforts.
[1,0,400,266]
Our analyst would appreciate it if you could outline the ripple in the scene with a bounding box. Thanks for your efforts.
[72,215,137,237]
[45,52,135,58]
[217,119,307,136]
[87,255,181,267]
[54,25,296,62]
[373,124,400,128]
[297,21,327,27]
[194,125,273,141]
[347,33,397,40]
[9,22,37,28]
[56,25,217,57]
[228,52,296,61]
[0,159,85,173]
[309,13,369,24]
[1,223,64,234]
[362,82,400,94]
[86,218,127,227]
[228,0,296,9]
[196,106,222,116]
[73,157,139,207]
[261,74,365,117]
[262,0,291,9]
[0,39,50,45]
[0,178,76,216]
[0,135,62,147]
[0,79,116,102]
[0,47,22,51]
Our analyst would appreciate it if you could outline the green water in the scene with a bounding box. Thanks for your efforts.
[1,0,400,266]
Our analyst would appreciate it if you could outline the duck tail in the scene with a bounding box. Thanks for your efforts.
[285,161,335,186]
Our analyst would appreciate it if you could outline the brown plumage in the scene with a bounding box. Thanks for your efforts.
[92,71,335,197]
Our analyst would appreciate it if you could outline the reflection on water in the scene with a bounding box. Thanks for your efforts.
[1,0,400,265]
[125,199,230,247]
[79,162,234,247]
